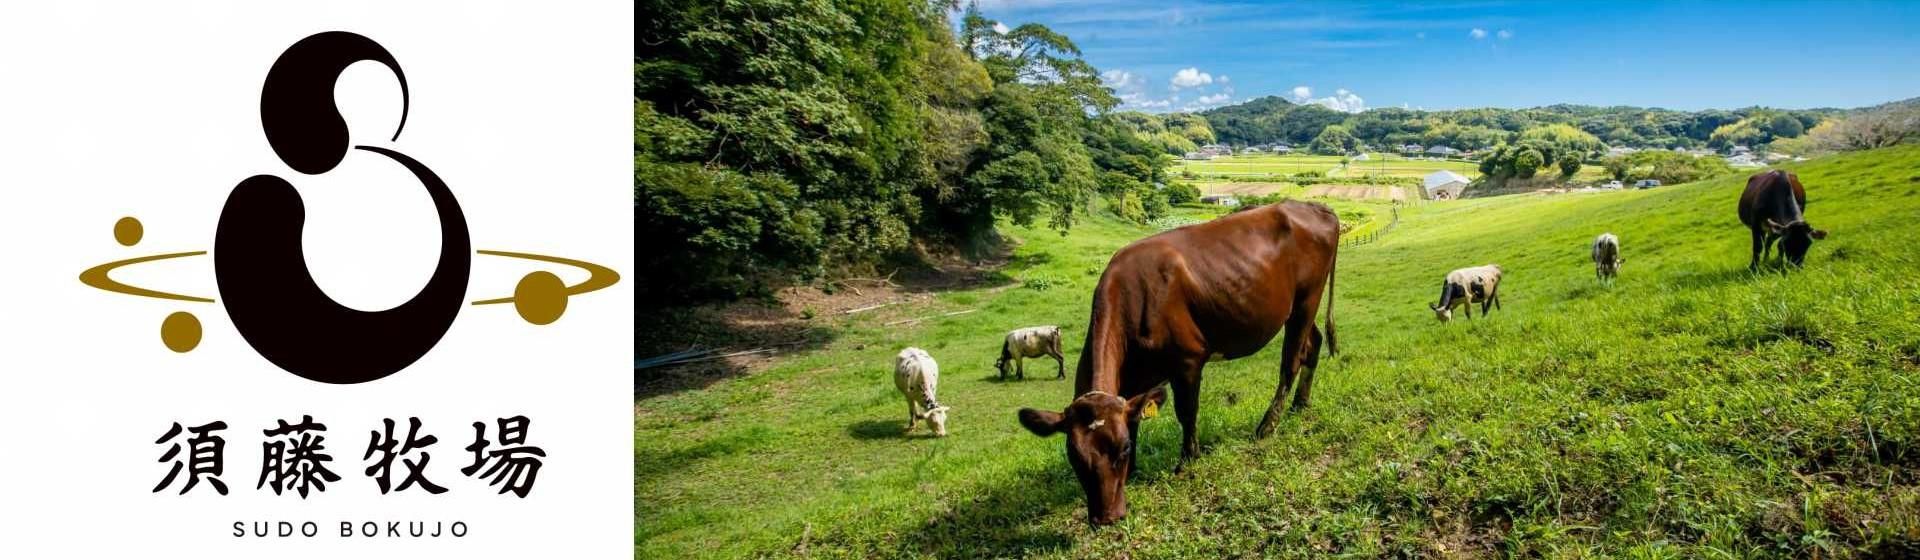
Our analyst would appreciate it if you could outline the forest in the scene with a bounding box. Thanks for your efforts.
[636,0,1172,305]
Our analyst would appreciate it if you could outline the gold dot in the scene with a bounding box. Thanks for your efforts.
[114,217,143,246]
[513,271,568,325]
[161,311,201,353]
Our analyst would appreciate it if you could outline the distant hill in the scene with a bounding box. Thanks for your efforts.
[1194,96,1850,152]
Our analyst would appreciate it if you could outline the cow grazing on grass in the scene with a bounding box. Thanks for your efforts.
[1592,233,1622,285]
[1016,201,1339,525]
[997,326,1066,380]
[1739,170,1828,270]
[1430,264,1503,322]
[894,348,950,437]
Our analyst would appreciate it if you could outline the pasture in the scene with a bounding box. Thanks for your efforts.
[637,145,1920,558]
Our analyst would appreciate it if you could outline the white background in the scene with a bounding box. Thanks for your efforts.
[0,1,634,557]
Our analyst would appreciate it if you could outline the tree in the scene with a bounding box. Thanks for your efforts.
[1308,124,1358,155]
[1812,106,1920,152]
[1165,182,1202,205]
[1512,147,1544,179]
[1559,155,1582,178]
[1600,150,1735,185]
[1767,113,1806,138]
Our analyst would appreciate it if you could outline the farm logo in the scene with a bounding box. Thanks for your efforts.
[79,31,620,384]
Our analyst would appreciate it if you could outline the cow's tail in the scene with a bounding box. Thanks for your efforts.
[1325,247,1339,357]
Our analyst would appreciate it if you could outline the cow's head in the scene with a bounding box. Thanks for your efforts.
[920,404,951,437]
[994,355,1010,378]
[1429,302,1453,322]
[1768,218,1829,266]
[1018,387,1167,525]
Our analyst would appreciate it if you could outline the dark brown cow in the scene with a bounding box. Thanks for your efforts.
[1017,201,1339,525]
[1739,170,1827,270]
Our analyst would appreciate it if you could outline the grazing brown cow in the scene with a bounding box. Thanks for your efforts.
[1017,201,1339,525]
[1739,170,1828,270]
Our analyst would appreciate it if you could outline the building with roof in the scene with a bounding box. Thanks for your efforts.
[1423,170,1471,200]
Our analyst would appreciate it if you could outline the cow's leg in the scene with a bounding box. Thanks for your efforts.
[1015,356,1025,380]
[1463,302,1472,319]
[904,401,918,433]
[1749,229,1764,271]
[1050,349,1066,379]
[1290,325,1323,410]
[1171,360,1204,472]
[1257,312,1312,439]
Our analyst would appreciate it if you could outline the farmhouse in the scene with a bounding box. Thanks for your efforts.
[1425,145,1459,158]
[1199,194,1240,206]
[1400,143,1423,154]
[1182,151,1213,161]
[1272,143,1293,154]
[1423,170,1470,200]
[1727,153,1764,168]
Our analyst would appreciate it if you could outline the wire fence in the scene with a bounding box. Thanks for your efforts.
[1339,205,1400,249]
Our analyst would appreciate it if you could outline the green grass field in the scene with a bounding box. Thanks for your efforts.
[638,145,1920,558]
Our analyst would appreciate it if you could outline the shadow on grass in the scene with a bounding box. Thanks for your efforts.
[847,419,913,440]
[880,462,1082,556]
[634,424,778,488]
[635,301,838,400]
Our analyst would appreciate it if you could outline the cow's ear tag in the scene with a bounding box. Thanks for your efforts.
[1142,400,1160,419]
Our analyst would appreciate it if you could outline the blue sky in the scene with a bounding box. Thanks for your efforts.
[969,0,1920,113]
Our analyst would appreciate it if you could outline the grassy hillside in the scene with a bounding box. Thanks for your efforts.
[637,145,1920,558]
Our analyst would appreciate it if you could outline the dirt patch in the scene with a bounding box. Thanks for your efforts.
[1201,182,1295,196]
[1304,184,1406,201]
[636,241,1016,399]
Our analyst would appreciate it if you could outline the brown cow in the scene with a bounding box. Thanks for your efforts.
[1739,170,1827,270]
[1017,201,1339,525]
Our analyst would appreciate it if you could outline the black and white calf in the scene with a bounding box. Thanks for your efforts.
[894,347,950,436]
[1430,264,1503,322]
[996,326,1065,380]
[1592,233,1622,284]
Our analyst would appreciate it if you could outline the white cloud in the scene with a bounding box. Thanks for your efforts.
[1307,88,1366,113]
[992,22,1010,35]
[1288,85,1365,113]
[1188,92,1233,109]
[1170,67,1213,89]
[1496,29,1512,40]
[1102,69,1144,90]
[1218,75,1230,84]
[1469,28,1487,40]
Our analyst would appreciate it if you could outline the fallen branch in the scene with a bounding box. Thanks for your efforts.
[647,348,775,368]
[842,301,901,315]
[634,348,717,370]
[884,309,977,326]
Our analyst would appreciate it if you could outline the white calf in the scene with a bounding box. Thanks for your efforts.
[894,347,950,436]
[1430,264,1503,322]
[996,326,1065,380]
[1592,233,1622,284]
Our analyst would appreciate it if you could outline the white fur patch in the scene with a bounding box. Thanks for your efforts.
[1088,419,1106,429]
